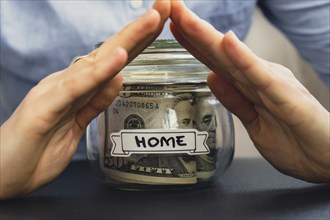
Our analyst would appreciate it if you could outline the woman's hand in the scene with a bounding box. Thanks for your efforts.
[0,0,170,200]
[170,0,329,183]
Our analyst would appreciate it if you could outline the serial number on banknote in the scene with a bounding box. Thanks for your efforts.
[114,100,160,110]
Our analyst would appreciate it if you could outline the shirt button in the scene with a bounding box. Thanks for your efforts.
[130,0,143,9]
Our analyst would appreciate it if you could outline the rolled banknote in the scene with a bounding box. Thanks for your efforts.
[195,94,219,180]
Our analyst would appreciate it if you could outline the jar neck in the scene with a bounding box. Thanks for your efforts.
[121,40,210,85]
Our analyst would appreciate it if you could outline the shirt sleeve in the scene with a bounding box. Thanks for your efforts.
[258,0,330,87]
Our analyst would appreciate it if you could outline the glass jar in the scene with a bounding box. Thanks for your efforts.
[86,40,234,190]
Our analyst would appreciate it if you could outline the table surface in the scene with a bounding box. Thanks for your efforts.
[1,158,329,220]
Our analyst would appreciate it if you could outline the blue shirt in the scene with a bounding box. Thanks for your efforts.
[1,0,329,159]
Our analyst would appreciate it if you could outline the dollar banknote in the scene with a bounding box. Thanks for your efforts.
[98,86,220,185]
[195,95,219,180]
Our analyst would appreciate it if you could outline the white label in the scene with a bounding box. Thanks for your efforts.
[110,129,209,157]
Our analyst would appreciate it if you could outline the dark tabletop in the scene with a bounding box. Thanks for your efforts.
[1,158,329,220]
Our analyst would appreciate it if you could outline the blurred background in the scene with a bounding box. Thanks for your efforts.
[234,8,330,158]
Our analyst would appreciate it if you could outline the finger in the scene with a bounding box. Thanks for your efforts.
[32,47,128,127]
[28,0,170,129]
[170,22,217,72]
[70,0,170,79]
[170,0,243,83]
[222,31,306,108]
[92,0,170,64]
[207,72,258,125]
[222,31,274,90]
[170,2,305,116]
[75,74,123,130]
[64,0,170,102]
[222,32,328,129]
